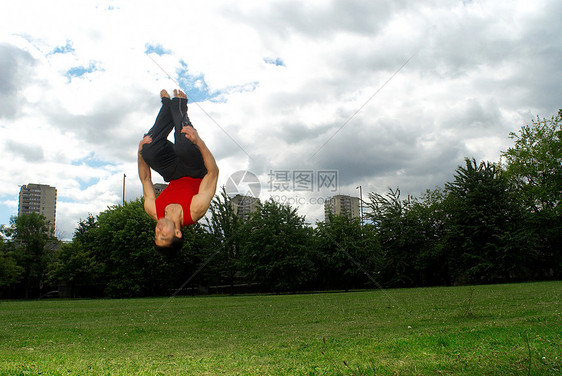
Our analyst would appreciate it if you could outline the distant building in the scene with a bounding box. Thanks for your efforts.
[230,194,260,221]
[18,183,57,234]
[153,183,168,197]
[324,194,360,223]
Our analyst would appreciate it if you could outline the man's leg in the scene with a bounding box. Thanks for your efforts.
[144,90,174,142]
[169,90,207,179]
[141,91,179,182]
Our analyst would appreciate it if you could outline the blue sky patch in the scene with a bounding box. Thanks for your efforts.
[145,43,171,56]
[176,60,220,103]
[71,153,115,168]
[264,57,285,67]
[176,61,259,103]
[0,198,16,227]
[77,177,101,191]
[51,41,74,55]
[65,62,103,81]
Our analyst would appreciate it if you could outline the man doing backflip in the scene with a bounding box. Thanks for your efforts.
[138,89,218,254]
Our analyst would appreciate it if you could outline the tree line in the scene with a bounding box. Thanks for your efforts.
[1,111,560,298]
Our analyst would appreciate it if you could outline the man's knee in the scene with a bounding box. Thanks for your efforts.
[141,145,156,165]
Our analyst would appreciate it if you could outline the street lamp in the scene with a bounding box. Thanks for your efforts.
[122,173,126,205]
[356,185,363,226]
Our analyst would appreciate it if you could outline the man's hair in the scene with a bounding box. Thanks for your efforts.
[154,235,184,257]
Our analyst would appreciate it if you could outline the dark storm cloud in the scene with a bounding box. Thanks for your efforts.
[5,140,44,162]
[313,125,465,196]
[42,89,155,160]
[313,120,420,173]
[0,43,36,119]
[414,2,562,116]
[223,0,403,39]
[249,110,468,198]
[502,1,562,112]
[211,133,248,161]
[441,99,504,134]
[44,103,128,142]
[237,0,562,200]
[279,122,334,144]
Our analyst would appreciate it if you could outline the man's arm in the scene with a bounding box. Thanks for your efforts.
[138,137,157,220]
[182,127,219,222]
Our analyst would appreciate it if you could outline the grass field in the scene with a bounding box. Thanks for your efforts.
[0,282,560,375]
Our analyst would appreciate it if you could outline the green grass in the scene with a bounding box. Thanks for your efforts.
[1,282,560,375]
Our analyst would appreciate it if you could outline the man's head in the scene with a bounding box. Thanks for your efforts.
[154,218,183,256]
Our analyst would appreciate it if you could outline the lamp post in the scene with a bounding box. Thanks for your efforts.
[356,185,363,226]
[122,174,126,205]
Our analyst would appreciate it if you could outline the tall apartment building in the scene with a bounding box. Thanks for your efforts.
[324,194,360,223]
[230,194,260,221]
[18,183,57,234]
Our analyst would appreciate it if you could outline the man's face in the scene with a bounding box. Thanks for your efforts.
[155,218,175,246]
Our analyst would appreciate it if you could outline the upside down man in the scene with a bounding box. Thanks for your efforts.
[138,89,219,255]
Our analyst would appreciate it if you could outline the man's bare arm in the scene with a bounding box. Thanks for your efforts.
[138,137,157,220]
[181,127,219,222]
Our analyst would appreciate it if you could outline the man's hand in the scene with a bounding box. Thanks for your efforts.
[181,126,200,145]
[139,135,152,153]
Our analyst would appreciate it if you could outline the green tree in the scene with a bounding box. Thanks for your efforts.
[502,110,561,213]
[202,187,247,291]
[0,234,22,293]
[408,188,450,286]
[2,213,58,298]
[88,199,194,298]
[47,200,217,298]
[502,110,561,278]
[47,241,100,298]
[314,214,381,291]
[47,214,102,297]
[366,188,430,287]
[241,199,315,293]
[443,158,527,284]
[73,214,98,247]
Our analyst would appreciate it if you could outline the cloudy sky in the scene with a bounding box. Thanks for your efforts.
[1,0,560,240]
